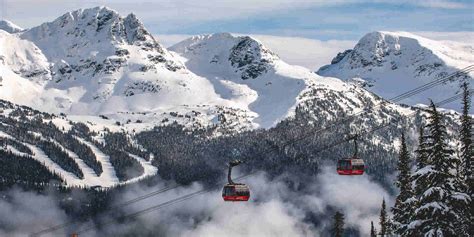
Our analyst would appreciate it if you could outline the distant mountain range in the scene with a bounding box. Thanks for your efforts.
[1,6,470,134]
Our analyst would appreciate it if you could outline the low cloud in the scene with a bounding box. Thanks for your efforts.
[0,188,68,237]
[0,166,392,236]
[415,31,474,45]
[87,167,391,236]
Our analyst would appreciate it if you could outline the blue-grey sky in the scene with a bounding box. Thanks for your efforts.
[1,0,473,41]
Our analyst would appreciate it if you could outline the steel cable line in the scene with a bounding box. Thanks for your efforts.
[30,183,184,236]
[388,65,473,102]
[74,171,260,235]
[310,91,473,155]
[73,92,468,236]
[31,66,473,236]
[261,65,473,153]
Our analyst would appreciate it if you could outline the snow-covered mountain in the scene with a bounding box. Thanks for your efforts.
[0,20,23,33]
[0,6,407,131]
[317,31,473,112]
[170,33,314,128]
[0,8,468,135]
[0,7,254,131]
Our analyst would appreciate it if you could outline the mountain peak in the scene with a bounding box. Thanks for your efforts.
[317,31,473,112]
[122,12,157,46]
[319,31,451,71]
[22,6,160,48]
[0,20,24,33]
[14,6,184,99]
[171,33,279,80]
[229,35,279,79]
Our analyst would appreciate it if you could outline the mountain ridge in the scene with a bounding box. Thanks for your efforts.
[0,19,23,33]
[0,8,470,134]
[317,31,473,112]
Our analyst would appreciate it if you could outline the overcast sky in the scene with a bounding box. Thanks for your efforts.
[1,0,472,69]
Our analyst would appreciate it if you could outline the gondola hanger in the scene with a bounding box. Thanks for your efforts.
[222,160,250,201]
[337,134,365,175]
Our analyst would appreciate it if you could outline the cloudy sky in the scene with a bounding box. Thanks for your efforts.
[1,0,473,69]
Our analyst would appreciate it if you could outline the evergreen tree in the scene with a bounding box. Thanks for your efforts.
[460,81,472,183]
[407,126,429,237]
[415,127,429,170]
[332,211,345,237]
[457,81,473,236]
[370,221,377,237]
[410,101,468,236]
[379,198,388,236]
[392,133,414,235]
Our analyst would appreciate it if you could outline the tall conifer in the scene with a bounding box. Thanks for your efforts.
[392,133,414,235]
[379,198,388,236]
[410,101,466,236]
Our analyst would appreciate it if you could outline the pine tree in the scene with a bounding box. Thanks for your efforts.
[387,217,395,236]
[370,221,377,237]
[457,81,473,236]
[379,198,388,236]
[332,211,345,237]
[415,127,429,170]
[410,101,468,236]
[460,81,472,183]
[392,133,414,235]
[406,126,429,236]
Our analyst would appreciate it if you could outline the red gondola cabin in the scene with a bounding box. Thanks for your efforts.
[337,158,365,175]
[222,184,250,201]
[222,160,250,201]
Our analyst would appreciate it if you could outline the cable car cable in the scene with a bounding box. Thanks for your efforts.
[30,183,184,236]
[259,65,473,156]
[73,90,465,235]
[311,91,472,155]
[32,66,473,236]
[30,66,473,236]
[71,90,472,236]
[74,171,260,235]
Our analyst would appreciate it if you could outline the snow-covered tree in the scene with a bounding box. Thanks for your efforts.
[456,81,473,236]
[411,126,429,210]
[410,101,468,236]
[404,127,425,234]
[415,127,429,170]
[392,133,414,235]
[459,81,472,184]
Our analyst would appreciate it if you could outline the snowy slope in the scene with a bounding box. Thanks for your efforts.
[0,7,254,131]
[0,100,157,188]
[170,33,309,128]
[317,31,474,112]
[0,30,50,81]
[0,20,23,33]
